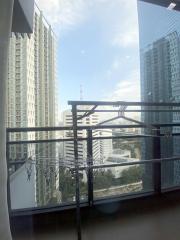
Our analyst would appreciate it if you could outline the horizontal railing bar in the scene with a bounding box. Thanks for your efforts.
[93,133,180,140]
[6,125,146,133]
[10,201,89,217]
[75,156,180,171]
[87,156,180,170]
[93,135,153,140]
[6,126,72,133]
[86,123,180,129]
[7,125,149,132]
[93,191,154,204]
[68,100,180,107]
[8,156,180,167]
[161,185,180,193]
[3,135,165,145]
[7,138,87,145]
[6,123,180,133]
[7,133,180,145]
[9,160,26,165]
[166,133,180,136]
[77,109,180,113]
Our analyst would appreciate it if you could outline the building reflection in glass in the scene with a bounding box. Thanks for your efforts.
[138,1,180,188]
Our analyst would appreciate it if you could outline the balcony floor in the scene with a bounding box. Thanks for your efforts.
[12,192,180,240]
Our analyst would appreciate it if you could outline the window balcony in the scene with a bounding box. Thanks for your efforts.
[7,101,180,240]
[11,191,180,240]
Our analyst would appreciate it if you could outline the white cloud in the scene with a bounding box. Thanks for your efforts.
[106,55,136,80]
[107,70,140,102]
[36,0,139,47]
[36,0,88,34]
[101,69,140,121]
[112,29,139,48]
[111,0,139,48]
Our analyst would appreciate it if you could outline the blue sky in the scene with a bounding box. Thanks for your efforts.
[36,0,140,111]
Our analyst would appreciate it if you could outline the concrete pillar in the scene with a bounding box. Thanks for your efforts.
[0,0,14,239]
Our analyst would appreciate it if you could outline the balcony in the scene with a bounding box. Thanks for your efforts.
[7,101,180,239]
[11,191,180,240]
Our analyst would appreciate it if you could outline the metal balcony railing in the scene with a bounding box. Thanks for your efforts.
[6,101,180,240]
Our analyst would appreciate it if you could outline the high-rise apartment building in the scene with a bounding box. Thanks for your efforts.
[7,26,36,160]
[7,6,58,207]
[99,130,113,162]
[138,0,180,188]
[140,34,175,187]
[33,9,58,206]
[139,16,180,188]
[62,109,101,165]
[62,110,113,166]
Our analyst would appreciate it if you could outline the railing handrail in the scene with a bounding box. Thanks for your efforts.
[68,100,180,107]
[6,133,180,145]
[6,122,180,133]
[8,155,180,169]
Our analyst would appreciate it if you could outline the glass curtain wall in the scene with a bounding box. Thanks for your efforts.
[138,0,180,188]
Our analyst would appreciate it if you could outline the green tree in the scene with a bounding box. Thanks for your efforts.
[59,167,87,202]
[121,165,143,184]
[93,169,114,190]
[59,167,75,202]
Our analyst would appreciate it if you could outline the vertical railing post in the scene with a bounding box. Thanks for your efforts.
[72,104,82,240]
[153,126,161,194]
[87,129,93,206]
[6,130,11,216]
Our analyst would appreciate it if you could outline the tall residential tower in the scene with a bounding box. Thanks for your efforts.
[7,6,58,208]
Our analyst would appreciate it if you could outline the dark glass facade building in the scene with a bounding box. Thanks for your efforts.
[138,1,180,187]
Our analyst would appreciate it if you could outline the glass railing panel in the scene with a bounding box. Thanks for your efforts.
[9,142,38,210]
[92,137,143,166]
[93,163,154,200]
[161,158,180,190]
[112,137,142,160]
[8,141,88,210]
[59,168,88,204]
[161,132,180,189]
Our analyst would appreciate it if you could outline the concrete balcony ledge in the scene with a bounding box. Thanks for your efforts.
[11,190,180,240]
